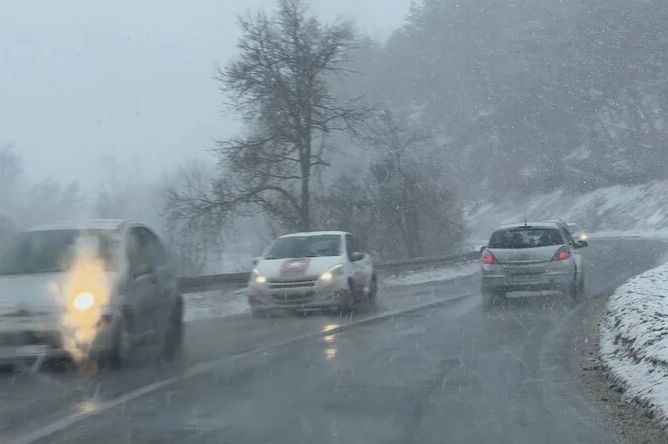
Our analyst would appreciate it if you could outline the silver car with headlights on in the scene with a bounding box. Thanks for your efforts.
[0,220,183,369]
[480,222,588,305]
[248,231,376,315]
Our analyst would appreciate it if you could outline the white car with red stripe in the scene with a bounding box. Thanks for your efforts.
[248,231,376,314]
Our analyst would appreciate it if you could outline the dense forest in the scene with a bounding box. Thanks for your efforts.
[339,0,668,197]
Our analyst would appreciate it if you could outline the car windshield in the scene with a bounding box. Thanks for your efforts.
[0,230,120,275]
[488,227,564,249]
[265,235,341,259]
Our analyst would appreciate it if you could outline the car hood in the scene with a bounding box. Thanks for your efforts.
[0,271,119,318]
[487,245,562,263]
[256,256,344,281]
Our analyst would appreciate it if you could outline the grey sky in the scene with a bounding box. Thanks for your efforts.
[1,0,410,186]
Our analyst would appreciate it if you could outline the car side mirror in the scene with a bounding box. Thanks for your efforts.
[479,245,488,253]
[252,257,261,266]
[350,252,365,262]
[575,240,588,249]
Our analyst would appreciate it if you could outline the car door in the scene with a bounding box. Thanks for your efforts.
[141,227,178,328]
[345,234,369,296]
[124,227,161,337]
[353,236,373,287]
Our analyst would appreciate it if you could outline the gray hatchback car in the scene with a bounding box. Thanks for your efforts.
[0,220,183,369]
[480,222,588,305]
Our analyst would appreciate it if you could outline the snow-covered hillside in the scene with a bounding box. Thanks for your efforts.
[601,262,668,426]
[466,180,668,240]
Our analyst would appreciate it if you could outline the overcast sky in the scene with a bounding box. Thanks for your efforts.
[1,0,410,186]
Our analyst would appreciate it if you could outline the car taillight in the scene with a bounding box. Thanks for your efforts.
[553,247,571,261]
[481,251,497,265]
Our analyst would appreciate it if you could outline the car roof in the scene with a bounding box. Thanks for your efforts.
[279,231,349,238]
[493,221,563,231]
[27,219,129,232]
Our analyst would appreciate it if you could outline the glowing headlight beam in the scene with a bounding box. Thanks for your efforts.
[73,292,95,311]
[320,264,343,282]
[255,275,267,284]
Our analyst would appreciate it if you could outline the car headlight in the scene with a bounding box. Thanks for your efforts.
[320,265,344,282]
[73,292,95,311]
[251,269,267,285]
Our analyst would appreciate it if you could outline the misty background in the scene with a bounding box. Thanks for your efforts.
[1,0,409,184]
[3,0,668,274]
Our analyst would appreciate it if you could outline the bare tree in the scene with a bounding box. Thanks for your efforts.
[0,145,22,210]
[209,0,366,231]
[360,110,464,258]
[163,163,225,275]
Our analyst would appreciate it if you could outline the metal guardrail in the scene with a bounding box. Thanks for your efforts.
[178,272,249,294]
[178,250,480,294]
[375,251,480,273]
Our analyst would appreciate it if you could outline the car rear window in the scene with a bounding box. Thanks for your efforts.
[488,227,564,249]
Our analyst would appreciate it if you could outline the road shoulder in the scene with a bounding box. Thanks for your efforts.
[574,292,667,443]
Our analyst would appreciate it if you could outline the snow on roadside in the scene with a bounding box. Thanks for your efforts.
[183,288,249,323]
[183,262,481,322]
[381,262,479,287]
[601,262,668,423]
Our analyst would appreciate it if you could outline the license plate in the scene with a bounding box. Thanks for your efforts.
[511,274,543,283]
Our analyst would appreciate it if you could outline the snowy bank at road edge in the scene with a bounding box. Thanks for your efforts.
[382,262,479,287]
[601,262,668,424]
[184,288,249,322]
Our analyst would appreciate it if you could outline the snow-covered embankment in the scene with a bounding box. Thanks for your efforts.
[601,262,668,423]
[466,179,668,241]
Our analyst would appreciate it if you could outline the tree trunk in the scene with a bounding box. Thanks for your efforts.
[300,173,311,231]
[300,147,311,231]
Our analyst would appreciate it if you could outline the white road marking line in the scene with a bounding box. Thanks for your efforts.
[11,291,475,444]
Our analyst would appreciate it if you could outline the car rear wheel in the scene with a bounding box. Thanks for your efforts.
[573,275,585,300]
[251,307,269,318]
[161,299,183,361]
[482,288,504,307]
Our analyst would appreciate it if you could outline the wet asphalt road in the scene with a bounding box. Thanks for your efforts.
[1,238,667,444]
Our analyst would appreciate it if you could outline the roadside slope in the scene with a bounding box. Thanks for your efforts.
[466,179,668,241]
[601,260,668,426]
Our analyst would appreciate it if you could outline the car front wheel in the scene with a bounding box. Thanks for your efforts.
[162,299,183,361]
[367,275,378,308]
[109,316,133,369]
